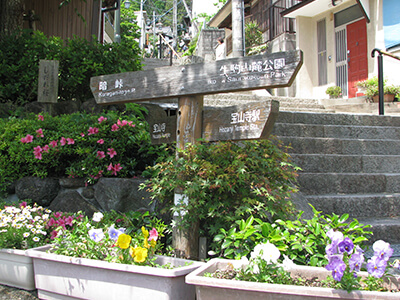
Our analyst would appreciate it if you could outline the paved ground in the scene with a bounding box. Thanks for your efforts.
[0,285,38,300]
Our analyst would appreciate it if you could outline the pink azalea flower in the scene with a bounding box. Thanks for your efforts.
[107,148,117,158]
[117,119,129,127]
[80,133,85,137]
[97,151,105,159]
[67,138,75,145]
[42,145,50,153]
[49,140,58,148]
[94,170,104,180]
[34,146,43,159]
[54,212,62,218]
[107,163,122,176]
[60,137,67,146]
[98,116,107,124]
[111,124,119,131]
[65,216,74,227]
[38,114,44,121]
[88,127,99,135]
[21,134,34,143]
[97,139,104,144]
[36,128,44,137]
[50,230,58,239]
[148,228,158,242]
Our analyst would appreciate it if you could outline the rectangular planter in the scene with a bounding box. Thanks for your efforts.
[186,258,400,300]
[26,245,203,300]
[0,248,35,290]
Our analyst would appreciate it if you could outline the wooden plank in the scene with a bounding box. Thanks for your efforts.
[90,50,303,104]
[148,100,279,144]
[202,100,279,142]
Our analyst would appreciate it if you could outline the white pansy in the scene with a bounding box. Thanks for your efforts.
[250,241,281,264]
[282,254,295,271]
[92,212,104,222]
[231,256,249,269]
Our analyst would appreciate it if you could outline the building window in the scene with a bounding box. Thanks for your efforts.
[317,18,327,86]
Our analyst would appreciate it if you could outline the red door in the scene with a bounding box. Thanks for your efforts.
[347,19,368,98]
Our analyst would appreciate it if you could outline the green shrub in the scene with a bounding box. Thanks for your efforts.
[0,107,167,194]
[143,138,300,245]
[325,86,342,98]
[0,29,142,105]
[213,206,372,267]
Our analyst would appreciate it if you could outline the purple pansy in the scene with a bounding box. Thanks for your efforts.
[325,255,346,281]
[108,225,126,241]
[89,228,105,242]
[338,237,354,254]
[373,240,393,262]
[367,256,387,278]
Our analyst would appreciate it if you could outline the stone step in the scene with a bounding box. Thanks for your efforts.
[305,193,400,219]
[277,111,400,127]
[291,154,400,173]
[275,136,400,155]
[358,217,400,244]
[297,173,400,195]
[274,123,400,139]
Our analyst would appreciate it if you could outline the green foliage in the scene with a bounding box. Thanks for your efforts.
[0,29,142,105]
[245,21,266,55]
[214,206,372,267]
[0,109,167,194]
[144,138,300,245]
[357,76,400,99]
[325,86,342,98]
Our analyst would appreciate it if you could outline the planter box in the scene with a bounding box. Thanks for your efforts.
[26,245,203,300]
[186,258,400,300]
[372,94,395,102]
[0,248,35,290]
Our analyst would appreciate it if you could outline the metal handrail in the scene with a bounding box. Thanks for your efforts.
[371,48,400,115]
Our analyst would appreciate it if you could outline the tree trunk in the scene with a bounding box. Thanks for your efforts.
[0,0,25,38]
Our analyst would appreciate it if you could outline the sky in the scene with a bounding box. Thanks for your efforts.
[192,0,220,18]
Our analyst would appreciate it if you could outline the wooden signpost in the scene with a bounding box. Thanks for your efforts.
[90,50,303,259]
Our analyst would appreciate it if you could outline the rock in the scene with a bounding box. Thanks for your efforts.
[15,177,60,206]
[59,178,86,188]
[81,186,95,199]
[49,190,99,216]
[81,98,103,114]
[290,191,314,219]
[94,178,154,212]
[0,103,16,118]
[53,100,80,115]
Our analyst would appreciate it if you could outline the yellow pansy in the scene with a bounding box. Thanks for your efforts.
[115,233,131,249]
[141,226,149,239]
[133,247,148,263]
[150,239,157,248]
[144,238,150,249]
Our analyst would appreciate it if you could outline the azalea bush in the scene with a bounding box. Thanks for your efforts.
[144,138,300,244]
[51,210,167,265]
[0,108,166,194]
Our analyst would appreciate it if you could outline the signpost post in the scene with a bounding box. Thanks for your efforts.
[91,50,303,259]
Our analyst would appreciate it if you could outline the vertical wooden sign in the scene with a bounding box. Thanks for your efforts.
[38,60,59,103]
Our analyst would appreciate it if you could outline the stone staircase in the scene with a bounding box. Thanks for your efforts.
[205,92,400,255]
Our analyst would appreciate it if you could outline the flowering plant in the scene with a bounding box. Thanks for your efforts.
[0,201,51,249]
[325,229,394,292]
[51,211,166,266]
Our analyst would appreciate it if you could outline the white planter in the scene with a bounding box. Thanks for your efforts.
[26,245,203,300]
[0,248,35,290]
[186,258,400,300]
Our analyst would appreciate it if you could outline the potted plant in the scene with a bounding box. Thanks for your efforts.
[0,201,80,290]
[325,86,342,99]
[186,235,400,299]
[357,77,400,102]
[26,211,203,300]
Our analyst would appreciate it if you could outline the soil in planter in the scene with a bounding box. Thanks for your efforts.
[205,268,400,293]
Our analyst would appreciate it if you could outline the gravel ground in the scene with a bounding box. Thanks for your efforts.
[0,285,38,300]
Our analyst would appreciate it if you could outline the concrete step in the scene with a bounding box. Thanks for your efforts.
[274,123,400,139]
[297,173,400,195]
[277,111,400,127]
[306,193,400,219]
[358,217,400,244]
[291,154,400,173]
[276,136,400,155]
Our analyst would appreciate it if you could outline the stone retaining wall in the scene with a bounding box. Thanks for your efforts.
[6,177,154,216]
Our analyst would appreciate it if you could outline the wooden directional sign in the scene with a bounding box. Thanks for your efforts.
[90,50,303,104]
[149,100,279,144]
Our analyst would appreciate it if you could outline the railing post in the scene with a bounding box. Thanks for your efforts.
[372,48,384,116]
